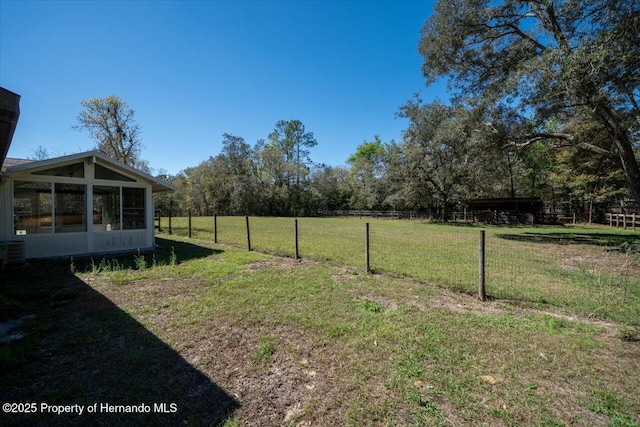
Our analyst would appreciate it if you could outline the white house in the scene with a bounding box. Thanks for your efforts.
[0,151,175,260]
[0,87,175,261]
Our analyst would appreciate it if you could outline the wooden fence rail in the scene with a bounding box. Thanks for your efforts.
[318,210,409,219]
[607,213,638,231]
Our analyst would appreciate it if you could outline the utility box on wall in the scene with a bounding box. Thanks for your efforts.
[0,240,26,269]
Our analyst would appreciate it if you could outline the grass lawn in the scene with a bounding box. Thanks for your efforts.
[163,216,640,325]
[1,229,639,426]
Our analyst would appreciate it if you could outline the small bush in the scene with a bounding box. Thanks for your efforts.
[88,258,124,274]
[252,340,275,363]
[620,240,640,265]
[363,300,383,313]
[134,250,147,271]
[170,246,178,266]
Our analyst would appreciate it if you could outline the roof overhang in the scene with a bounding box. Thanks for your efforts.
[0,87,21,168]
[4,150,176,193]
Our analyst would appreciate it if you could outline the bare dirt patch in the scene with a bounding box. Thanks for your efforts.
[162,318,353,425]
[244,257,318,272]
[554,244,639,276]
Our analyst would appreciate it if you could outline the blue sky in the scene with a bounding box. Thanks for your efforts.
[1,0,446,175]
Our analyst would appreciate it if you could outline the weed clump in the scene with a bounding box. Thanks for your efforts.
[362,300,384,313]
[252,340,275,363]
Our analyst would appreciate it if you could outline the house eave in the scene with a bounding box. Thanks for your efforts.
[5,150,176,192]
[0,87,21,168]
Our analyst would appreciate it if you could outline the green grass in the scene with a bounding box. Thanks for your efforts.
[161,216,640,325]
[251,340,275,363]
[1,235,638,425]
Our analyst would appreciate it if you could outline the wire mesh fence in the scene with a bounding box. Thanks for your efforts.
[158,215,640,324]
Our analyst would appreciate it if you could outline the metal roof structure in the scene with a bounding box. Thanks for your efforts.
[0,87,20,170]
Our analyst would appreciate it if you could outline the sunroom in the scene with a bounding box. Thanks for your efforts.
[0,150,175,260]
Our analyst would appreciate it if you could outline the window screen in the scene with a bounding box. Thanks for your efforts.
[95,164,135,182]
[93,186,121,231]
[14,181,53,234]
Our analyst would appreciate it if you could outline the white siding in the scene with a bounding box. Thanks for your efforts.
[14,232,88,259]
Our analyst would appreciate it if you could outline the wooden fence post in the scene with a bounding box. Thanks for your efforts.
[365,222,371,273]
[245,216,251,251]
[214,215,218,243]
[168,202,172,235]
[478,230,486,302]
[294,219,299,259]
[633,213,636,232]
[188,210,192,238]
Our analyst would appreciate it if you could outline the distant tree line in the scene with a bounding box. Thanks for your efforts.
[155,109,630,220]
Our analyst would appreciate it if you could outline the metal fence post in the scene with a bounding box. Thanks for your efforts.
[214,214,218,243]
[246,216,251,251]
[294,219,299,260]
[188,210,192,238]
[479,230,486,301]
[365,222,371,273]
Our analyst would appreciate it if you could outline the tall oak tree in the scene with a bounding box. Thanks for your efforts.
[419,0,640,202]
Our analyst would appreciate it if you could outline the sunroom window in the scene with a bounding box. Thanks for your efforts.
[13,181,87,234]
[95,164,135,182]
[32,162,84,178]
[55,183,86,232]
[93,186,145,231]
[123,187,145,229]
[14,181,52,234]
[93,186,121,231]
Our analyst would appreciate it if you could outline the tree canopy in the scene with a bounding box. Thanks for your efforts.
[74,95,146,169]
[419,0,640,202]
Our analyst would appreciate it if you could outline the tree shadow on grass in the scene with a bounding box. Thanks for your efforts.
[496,231,639,248]
[60,237,222,274]
[156,236,221,263]
[0,253,238,426]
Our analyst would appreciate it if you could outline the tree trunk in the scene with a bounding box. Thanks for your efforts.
[595,104,640,203]
[613,133,640,204]
[506,151,516,198]
[441,193,449,222]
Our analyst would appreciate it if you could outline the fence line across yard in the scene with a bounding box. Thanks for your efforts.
[158,215,640,324]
